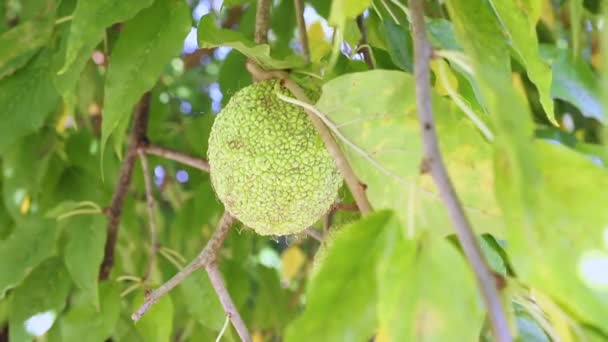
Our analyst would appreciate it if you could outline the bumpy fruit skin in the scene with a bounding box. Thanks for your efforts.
[208,80,342,236]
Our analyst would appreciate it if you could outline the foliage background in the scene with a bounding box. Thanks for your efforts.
[0,0,608,341]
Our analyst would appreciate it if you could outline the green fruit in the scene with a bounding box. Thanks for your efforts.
[208,80,342,236]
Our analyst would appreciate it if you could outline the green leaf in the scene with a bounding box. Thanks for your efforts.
[446,0,543,268]
[19,0,57,21]
[132,291,173,342]
[250,266,295,330]
[178,271,226,331]
[59,0,154,75]
[58,282,121,342]
[2,131,57,219]
[0,49,59,153]
[328,0,371,26]
[378,236,484,341]
[569,0,583,57]
[449,0,608,327]
[382,21,412,72]
[218,50,252,105]
[540,45,604,122]
[510,142,608,326]
[309,0,331,18]
[284,211,399,342]
[488,0,555,124]
[426,19,461,51]
[316,70,502,236]
[197,14,306,70]
[270,0,296,56]
[0,217,57,299]
[101,0,191,159]
[0,20,53,79]
[224,0,252,6]
[64,130,120,190]
[62,214,107,308]
[9,257,71,342]
[513,304,551,342]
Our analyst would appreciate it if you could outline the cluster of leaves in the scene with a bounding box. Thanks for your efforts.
[1,0,608,341]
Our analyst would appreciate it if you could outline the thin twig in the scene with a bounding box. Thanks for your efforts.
[304,227,323,242]
[356,15,374,69]
[294,0,310,63]
[132,212,250,341]
[138,150,159,280]
[141,144,209,172]
[246,62,373,214]
[215,316,231,342]
[254,0,271,44]
[334,202,359,212]
[100,93,150,280]
[206,264,252,342]
[408,1,511,341]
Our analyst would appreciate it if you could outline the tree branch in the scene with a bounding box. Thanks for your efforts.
[408,1,511,341]
[294,0,310,63]
[132,212,250,341]
[205,264,251,342]
[246,62,373,214]
[138,149,159,280]
[356,14,374,69]
[141,143,209,172]
[99,93,150,280]
[254,0,271,44]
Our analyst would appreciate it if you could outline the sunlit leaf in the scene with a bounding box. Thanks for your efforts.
[316,70,502,236]
[510,142,608,326]
[328,0,371,26]
[280,245,305,283]
[378,235,484,341]
[448,0,608,327]
[307,22,332,63]
[488,0,555,124]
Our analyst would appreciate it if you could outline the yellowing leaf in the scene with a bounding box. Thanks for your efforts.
[489,0,556,125]
[252,331,265,342]
[281,245,306,283]
[430,59,458,96]
[329,0,371,26]
[512,73,530,110]
[375,327,391,342]
[19,193,31,215]
[308,22,331,63]
[316,70,503,236]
